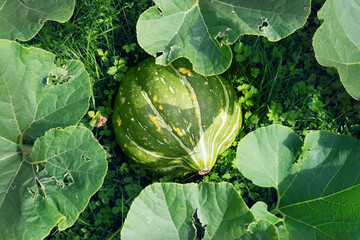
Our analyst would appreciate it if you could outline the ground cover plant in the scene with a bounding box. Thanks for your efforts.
[0,0,359,239]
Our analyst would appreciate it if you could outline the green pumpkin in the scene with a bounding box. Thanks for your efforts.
[113,58,241,176]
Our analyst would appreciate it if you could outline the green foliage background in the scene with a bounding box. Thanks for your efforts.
[20,0,359,239]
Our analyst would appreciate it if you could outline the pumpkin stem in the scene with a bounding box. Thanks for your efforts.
[198,168,210,175]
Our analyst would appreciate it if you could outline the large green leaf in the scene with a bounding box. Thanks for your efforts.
[121,182,280,240]
[0,0,75,41]
[313,0,360,100]
[0,40,107,240]
[236,125,360,239]
[137,0,311,76]
[243,219,280,240]
[250,202,280,225]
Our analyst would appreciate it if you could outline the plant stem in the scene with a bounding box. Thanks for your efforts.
[107,226,122,240]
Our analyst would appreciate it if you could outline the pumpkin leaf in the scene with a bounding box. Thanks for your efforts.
[0,0,75,41]
[250,201,280,225]
[0,40,107,240]
[243,219,280,240]
[137,0,311,75]
[121,182,280,240]
[236,124,360,238]
[313,0,360,100]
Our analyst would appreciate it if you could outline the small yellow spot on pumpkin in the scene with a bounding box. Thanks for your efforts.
[149,114,161,132]
[189,137,194,146]
[117,119,121,126]
[179,67,192,76]
[172,126,183,136]
[159,105,163,110]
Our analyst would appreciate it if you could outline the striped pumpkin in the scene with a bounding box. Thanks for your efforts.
[113,58,241,176]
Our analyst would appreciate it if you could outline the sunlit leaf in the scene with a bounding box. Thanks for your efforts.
[236,125,360,239]
[121,182,280,239]
[0,0,75,41]
[313,0,360,100]
[137,0,311,75]
[0,40,107,240]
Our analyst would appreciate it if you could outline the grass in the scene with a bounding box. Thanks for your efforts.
[19,0,360,239]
